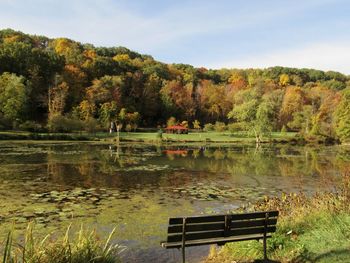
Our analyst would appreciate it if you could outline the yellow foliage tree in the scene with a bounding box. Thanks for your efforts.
[78,100,96,120]
[279,74,290,87]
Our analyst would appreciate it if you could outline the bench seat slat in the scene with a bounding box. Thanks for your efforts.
[230,211,278,221]
[162,233,272,248]
[169,215,225,225]
[168,210,279,225]
[168,222,225,233]
[231,218,277,229]
[168,218,277,234]
[167,226,276,243]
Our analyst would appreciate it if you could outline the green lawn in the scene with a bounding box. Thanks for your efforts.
[0,130,299,144]
[118,131,298,143]
[206,211,350,263]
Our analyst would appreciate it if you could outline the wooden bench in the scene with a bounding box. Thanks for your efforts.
[161,210,279,263]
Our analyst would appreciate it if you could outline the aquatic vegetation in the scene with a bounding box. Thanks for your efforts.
[171,184,270,202]
[0,188,132,228]
[1,223,125,263]
[120,164,170,172]
[29,188,117,205]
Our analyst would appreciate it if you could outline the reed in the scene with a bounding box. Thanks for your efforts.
[1,223,125,263]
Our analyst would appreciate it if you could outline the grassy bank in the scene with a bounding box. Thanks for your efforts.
[118,131,300,144]
[204,173,350,263]
[0,131,115,141]
[0,130,337,146]
[0,130,300,144]
[1,224,124,263]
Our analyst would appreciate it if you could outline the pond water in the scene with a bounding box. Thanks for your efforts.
[0,141,349,262]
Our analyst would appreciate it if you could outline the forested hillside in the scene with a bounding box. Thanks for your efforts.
[1,29,350,141]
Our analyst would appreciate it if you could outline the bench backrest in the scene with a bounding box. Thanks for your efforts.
[166,210,279,246]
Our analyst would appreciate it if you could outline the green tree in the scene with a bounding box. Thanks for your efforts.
[98,101,118,127]
[334,88,350,141]
[288,105,313,133]
[0,72,29,123]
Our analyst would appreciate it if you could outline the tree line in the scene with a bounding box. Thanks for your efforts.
[0,29,350,141]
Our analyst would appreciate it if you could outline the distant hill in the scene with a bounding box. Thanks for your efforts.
[0,28,349,141]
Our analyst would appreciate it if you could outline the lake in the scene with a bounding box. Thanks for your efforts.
[0,141,348,262]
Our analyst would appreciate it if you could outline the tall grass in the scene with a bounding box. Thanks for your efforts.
[1,224,125,263]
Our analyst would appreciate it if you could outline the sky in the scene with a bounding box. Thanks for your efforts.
[1,0,350,74]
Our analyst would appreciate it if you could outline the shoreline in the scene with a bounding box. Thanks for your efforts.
[0,131,340,146]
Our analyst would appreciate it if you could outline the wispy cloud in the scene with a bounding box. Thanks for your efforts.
[205,40,350,74]
[0,0,336,48]
[0,0,349,73]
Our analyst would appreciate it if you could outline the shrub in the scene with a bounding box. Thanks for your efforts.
[214,121,227,132]
[166,117,177,127]
[83,117,101,133]
[0,115,12,130]
[227,122,245,133]
[19,121,43,132]
[2,223,125,263]
[281,125,287,133]
[157,129,163,139]
[125,123,132,132]
[181,120,189,128]
[203,123,214,132]
[47,115,84,133]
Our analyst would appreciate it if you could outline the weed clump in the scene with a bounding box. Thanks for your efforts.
[1,223,125,263]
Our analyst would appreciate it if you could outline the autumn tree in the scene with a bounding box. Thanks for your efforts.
[51,38,83,64]
[160,80,195,120]
[78,100,96,120]
[228,70,248,90]
[280,86,305,126]
[49,81,69,118]
[62,64,88,108]
[279,73,290,87]
[192,120,201,130]
[197,80,230,123]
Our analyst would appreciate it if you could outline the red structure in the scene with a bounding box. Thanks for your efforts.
[165,125,188,134]
[163,149,188,156]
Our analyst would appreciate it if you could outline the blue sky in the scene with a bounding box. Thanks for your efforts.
[1,0,350,74]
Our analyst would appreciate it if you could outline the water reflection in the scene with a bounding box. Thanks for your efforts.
[0,142,349,262]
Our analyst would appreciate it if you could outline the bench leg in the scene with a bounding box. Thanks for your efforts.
[263,236,267,261]
[263,212,268,262]
[182,217,187,263]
